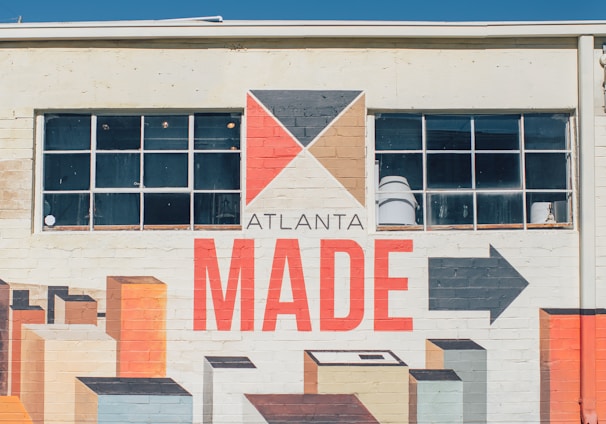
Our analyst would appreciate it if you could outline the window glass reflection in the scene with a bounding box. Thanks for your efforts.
[97,116,141,150]
[194,153,240,190]
[96,153,140,188]
[144,193,190,225]
[44,153,90,190]
[144,115,188,150]
[477,193,523,225]
[194,193,240,225]
[427,153,472,189]
[426,116,471,150]
[428,193,473,226]
[44,114,91,151]
[144,153,188,187]
[194,113,241,150]
[94,193,140,225]
[43,193,90,226]
[375,114,422,150]
[475,115,520,150]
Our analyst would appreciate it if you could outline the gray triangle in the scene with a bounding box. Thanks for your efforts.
[250,90,362,147]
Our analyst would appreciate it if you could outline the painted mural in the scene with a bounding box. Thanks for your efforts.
[0,90,599,423]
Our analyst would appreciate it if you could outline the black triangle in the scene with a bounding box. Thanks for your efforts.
[250,90,362,147]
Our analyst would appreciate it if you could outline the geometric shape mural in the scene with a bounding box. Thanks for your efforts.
[75,377,193,424]
[304,350,408,423]
[245,93,302,205]
[426,339,487,424]
[309,94,366,205]
[539,308,582,424]
[106,276,167,378]
[250,90,361,147]
[20,324,116,423]
[203,356,259,424]
[10,291,45,397]
[246,90,365,206]
[245,393,379,424]
[409,369,463,424]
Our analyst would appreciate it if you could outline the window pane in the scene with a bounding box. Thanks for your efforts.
[475,115,520,150]
[427,153,472,188]
[43,193,89,226]
[475,153,521,189]
[525,153,568,189]
[524,114,568,150]
[96,153,140,188]
[144,193,190,225]
[527,192,570,224]
[44,114,91,151]
[144,153,188,187]
[144,115,189,150]
[194,153,240,190]
[376,153,423,190]
[194,193,240,225]
[44,153,90,190]
[426,116,471,150]
[375,114,422,150]
[428,193,473,226]
[97,116,141,150]
[477,193,523,225]
[94,193,140,225]
[194,113,241,150]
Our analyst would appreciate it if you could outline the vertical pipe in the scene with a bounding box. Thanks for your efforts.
[578,34,597,424]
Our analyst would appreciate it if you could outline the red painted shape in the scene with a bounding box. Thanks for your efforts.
[262,239,312,331]
[539,309,581,423]
[596,312,606,419]
[194,239,255,331]
[10,308,45,397]
[319,239,365,331]
[580,313,598,424]
[246,93,302,204]
[373,239,413,331]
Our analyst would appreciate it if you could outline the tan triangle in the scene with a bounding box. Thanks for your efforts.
[308,94,366,206]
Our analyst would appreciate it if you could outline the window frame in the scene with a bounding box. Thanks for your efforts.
[36,111,243,232]
[372,112,576,231]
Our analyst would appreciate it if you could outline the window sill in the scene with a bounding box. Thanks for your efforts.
[43,225,89,231]
[194,224,242,231]
[378,225,423,231]
[526,222,573,229]
[376,222,573,231]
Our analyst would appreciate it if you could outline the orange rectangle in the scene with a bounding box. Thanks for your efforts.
[106,276,166,378]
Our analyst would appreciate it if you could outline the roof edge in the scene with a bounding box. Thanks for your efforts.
[0,19,606,41]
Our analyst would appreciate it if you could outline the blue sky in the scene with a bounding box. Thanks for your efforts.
[0,0,603,23]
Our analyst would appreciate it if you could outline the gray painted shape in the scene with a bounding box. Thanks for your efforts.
[427,340,486,424]
[97,394,193,424]
[250,90,362,147]
[428,245,529,323]
[411,372,464,424]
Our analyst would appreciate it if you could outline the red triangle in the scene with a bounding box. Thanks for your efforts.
[246,93,302,204]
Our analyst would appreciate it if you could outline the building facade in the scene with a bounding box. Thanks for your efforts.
[0,18,606,423]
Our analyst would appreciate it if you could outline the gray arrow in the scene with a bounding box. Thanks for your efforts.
[428,245,529,324]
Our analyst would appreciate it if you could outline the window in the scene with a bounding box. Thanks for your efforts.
[42,113,241,230]
[375,113,573,230]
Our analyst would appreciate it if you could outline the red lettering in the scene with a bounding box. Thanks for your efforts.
[374,239,413,331]
[320,239,365,331]
[194,239,254,331]
[263,239,312,331]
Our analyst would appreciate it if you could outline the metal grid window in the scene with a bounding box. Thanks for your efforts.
[42,112,241,230]
[375,113,573,230]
